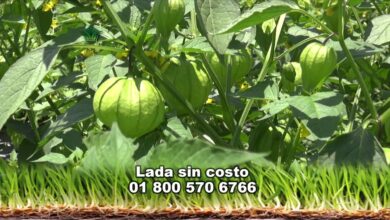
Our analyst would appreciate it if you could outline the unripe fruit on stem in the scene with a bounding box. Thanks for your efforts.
[93,77,165,138]
[154,0,185,37]
[281,62,302,92]
[159,58,212,115]
[300,42,337,93]
[207,51,253,90]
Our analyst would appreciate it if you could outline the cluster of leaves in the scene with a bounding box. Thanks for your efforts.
[0,0,389,171]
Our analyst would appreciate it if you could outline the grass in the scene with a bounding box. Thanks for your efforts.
[0,160,389,212]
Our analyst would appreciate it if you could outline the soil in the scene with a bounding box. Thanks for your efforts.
[0,206,389,219]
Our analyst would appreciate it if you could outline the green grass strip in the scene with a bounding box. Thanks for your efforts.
[0,161,389,211]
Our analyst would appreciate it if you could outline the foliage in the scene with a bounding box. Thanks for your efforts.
[0,0,389,171]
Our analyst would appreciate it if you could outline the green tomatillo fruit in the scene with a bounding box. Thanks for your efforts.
[207,50,253,90]
[153,0,185,37]
[300,42,337,93]
[159,57,212,115]
[93,77,165,138]
[281,62,302,92]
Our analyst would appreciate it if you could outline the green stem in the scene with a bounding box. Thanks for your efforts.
[101,0,135,48]
[25,101,40,142]
[369,0,383,15]
[350,6,365,39]
[136,11,154,49]
[63,44,125,53]
[201,55,236,136]
[294,9,336,37]
[274,34,328,61]
[337,0,379,124]
[22,11,32,55]
[101,0,225,145]
[190,9,198,37]
[137,52,225,146]
[347,88,361,132]
[231,14,286,146]
[37,85,61,116]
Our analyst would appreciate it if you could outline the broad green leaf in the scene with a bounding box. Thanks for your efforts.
[318,127,387,167]
[195,0,240,54]
[260,100,289,120]
[163,117,193,139]
[219,0,299,34]
[142,138,268,169]
[237,79,279,100]
[287,92,346,119]
[327,38,384,59]
[33,9,53,36]
[32,153,68,165]
[287,92,346,140]
[111,0,131,24]
[84,54,116,90]
[366,15,390,45]
[42,98,94,140]
[80,123,137,174]
[181,37,214,53]
[0,30,84,130]
[0,47,59,130]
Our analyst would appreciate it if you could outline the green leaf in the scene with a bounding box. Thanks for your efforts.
[288,92,346,141]
[328,38,384,59]
[287,92,346,119]
[84,54,116,90]
[181,37,214,53]
[0,30,84,130]
[237,79,279,100]
[80,123,137,174]
[366,15,390,45]
[0,47,60,130]
[142,138,268,169]
[219,0,299,34]
[318,127,387,167]
[32,153,68,165]
[42,98,94,140]
[195,0,240,54]
[163,117,193,139]
[33,9,53,36]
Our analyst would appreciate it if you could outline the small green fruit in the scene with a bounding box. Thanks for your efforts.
[160,58,212,115]
[93,77,165,138]
[154,0,185,37]
[208,51,253,90]
[281,62,302,92]
[300,42,337,93]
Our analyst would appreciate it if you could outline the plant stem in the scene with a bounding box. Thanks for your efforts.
[294,9,336,37]
[348,87,361,132]
[22,11,32,55]
[369,0,383,15]
[201,54,236,138]
[63,44,125,53]
[338,0,379,125]
[101,0,135,49]
[350,6,366,39]
[231,14,286,146]
[25,100,40,142]
[101,0,225,145]
[274,34,327,61]
[37,85,61,116]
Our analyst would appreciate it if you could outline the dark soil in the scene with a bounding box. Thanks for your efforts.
[0,207,389,219]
